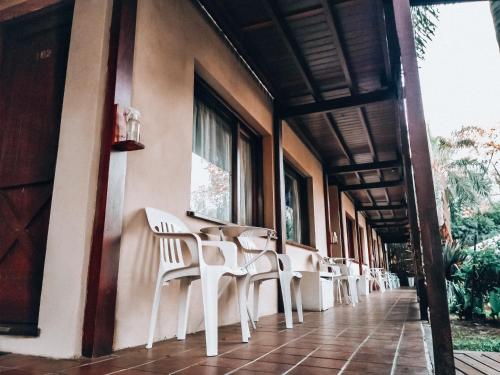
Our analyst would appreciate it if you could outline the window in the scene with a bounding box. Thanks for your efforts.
[190,77,261,224]
[284,163,310,245]
[345,215,356,259]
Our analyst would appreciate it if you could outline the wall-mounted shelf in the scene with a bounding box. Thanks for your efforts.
[112,140,145,152]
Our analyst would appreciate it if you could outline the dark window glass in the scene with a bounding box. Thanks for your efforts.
[284,164,309,245]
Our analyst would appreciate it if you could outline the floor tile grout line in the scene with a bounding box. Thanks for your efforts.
[167,325,310,375]
[390,296,413,375]
[103,349,193,375]
[389,322,406,375]
[338,294,403,375]
[280,327,350,375]
[281,346,321,375]
[223,328,319,375]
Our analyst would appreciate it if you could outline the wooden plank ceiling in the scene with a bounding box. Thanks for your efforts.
[196,0,409,242]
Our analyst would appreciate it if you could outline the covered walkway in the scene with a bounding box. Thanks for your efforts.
[0,289,431,374]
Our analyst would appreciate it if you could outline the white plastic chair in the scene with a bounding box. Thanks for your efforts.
[338,261,359,306]
[144,207,248,356]
[370,268,386,293]
[237,230,303,329]
[312,254,343,305]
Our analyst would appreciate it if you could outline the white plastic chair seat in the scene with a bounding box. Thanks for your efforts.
[144,208,249,357]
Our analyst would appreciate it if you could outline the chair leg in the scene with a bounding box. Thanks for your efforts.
[348,278,358,306]
[279,273,293,329]
[252,281,261,323]
[341,280,350,305]
[292,278,303,323]
[177,278,192,340]
[146,273,163,349]
[236,277,250,343]
[200,270,221,357]
[335,280,342,304]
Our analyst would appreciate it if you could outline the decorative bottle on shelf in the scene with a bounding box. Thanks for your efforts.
[126,107,141,142]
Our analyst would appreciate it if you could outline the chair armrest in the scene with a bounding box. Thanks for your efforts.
[152,232,201,266]
[201,240,239,270]
[277,253,293,272]
[241,248,279,270]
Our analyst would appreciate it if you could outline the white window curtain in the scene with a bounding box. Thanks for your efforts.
[285,173,302,243]
[190,99,232,221]
[239,135,253,225]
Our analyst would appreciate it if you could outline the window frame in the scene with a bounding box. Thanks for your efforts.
[188,76,263,226]
[345,213,357,259]
[284,161,311,246]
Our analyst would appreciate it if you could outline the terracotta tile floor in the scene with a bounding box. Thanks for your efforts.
[0,288,432,374]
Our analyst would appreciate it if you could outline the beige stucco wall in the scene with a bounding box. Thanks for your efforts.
[0,0,112,358]
[113,0,327,351]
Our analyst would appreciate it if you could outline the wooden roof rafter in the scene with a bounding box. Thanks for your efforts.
[263,0,379,209]
[320,0,399,218]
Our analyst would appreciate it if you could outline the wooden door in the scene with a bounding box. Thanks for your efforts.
[0,4,73,334]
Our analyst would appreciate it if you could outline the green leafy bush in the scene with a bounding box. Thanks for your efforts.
[446,243,500,320]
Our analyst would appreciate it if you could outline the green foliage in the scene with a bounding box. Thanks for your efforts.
[411,6,440,61]
[452,334,500,352]
[452,212,499,246]
[447,244,500,320]
[490,288,500,318]
[442,242,466,281]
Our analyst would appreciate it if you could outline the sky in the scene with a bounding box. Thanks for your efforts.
[419,2,500,138]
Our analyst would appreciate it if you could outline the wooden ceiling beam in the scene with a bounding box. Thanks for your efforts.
[329,159,401,174]
[339,180,403,191]
[370,217,408,223]
[281,89,396,118]
[357,203,407,211]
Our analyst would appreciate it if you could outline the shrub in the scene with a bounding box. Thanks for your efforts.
[447,242,500,320]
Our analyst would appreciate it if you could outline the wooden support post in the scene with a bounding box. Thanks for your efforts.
[338,189,345,258]
[273,103,286,255]
[354,210,363,274]
[324,173,333,257]
[398,95,428,320]
[273,102,286,314]
[367,224,373,268]
[393,0,455,373]
[82,0,137,357]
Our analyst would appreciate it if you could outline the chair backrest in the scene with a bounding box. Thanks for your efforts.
[237,233,262,274]
[145,207,188,267]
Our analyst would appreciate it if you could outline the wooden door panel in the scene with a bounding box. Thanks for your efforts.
[0,4,72,331]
